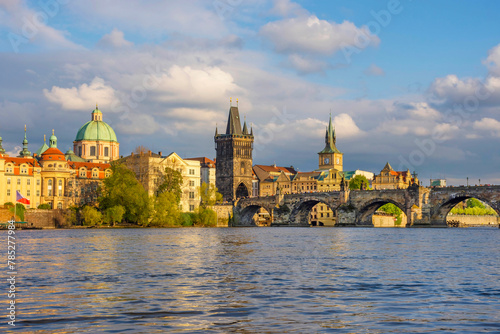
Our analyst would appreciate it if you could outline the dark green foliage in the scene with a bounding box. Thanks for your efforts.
[37,203,51,209]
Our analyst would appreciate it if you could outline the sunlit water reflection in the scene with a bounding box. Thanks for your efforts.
[2,228,499,333]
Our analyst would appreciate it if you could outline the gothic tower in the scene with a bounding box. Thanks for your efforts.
[318,114,343,171]
[215,100,254,202]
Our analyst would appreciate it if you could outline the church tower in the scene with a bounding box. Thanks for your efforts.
[215,100,254,202]
[318,114,343,171]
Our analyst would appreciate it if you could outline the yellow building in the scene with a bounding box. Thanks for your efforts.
[120,151,201,212]
[372,162,418,190]
[0,128,112,210]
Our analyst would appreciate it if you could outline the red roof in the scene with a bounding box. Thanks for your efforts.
[40,147,66,161]
[2,157,40,167]
[254,164,297,174]
[185,157,215,167]
[68,161,111,171]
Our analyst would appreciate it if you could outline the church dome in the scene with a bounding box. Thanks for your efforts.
[75,107,117,142]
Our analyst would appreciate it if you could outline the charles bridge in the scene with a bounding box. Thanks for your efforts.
[233,185,500,227]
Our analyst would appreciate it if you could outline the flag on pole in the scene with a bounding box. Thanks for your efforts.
[16,191,30,205]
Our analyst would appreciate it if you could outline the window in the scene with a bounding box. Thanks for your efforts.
[27,179,31,185]
[92,169,99,178]
[17,179,21,185]
[48,189,52,196]
[27,190,30,196]
[48,179,53,186]
[189,192,195,199]
[6,165,13,173]
[58,190,62,197]
[59,180,62,186]
[104,147,109,157]
[78,147,82,156]
[189,169,195,175]
[57,203,63,209]
[7,178,10,185]
[37,179,40,186]
[21,167,27,174]
[90,146,96,156]
[68,181,72,187]
[36,190,40,196]
[80,169,86,177]
[189,205,195,212]
[7,189,10,196]
[189,180,195,187]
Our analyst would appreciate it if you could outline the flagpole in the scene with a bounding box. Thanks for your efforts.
[14,201,17,222]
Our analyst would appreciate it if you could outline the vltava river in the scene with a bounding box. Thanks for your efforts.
[4,228,500,333]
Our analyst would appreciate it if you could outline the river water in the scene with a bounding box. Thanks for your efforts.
[3,227,500,333]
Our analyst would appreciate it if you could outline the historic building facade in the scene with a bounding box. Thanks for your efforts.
[120,151,201,212]
[0,127,111,210]
[73,106,119,163]
[215,102,254,201]
[372,162,418,190]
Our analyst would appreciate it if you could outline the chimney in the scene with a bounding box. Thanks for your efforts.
[159,151,162,156]
[148,150,151,156]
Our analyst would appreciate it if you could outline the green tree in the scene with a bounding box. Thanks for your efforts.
[99,163,150,225]
[192,208,217,227]
[199,182,223,209]
[466,198,485,209]
[156,167,183,200]
[81,206,103,226]
[150,192,181,227]
[349,175,370,190]
[37,203,51,209]
[105,205,126,226]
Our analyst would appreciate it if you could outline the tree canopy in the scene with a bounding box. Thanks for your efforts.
[156,167,183,201]
[99,163,150,225]
[349,175,370,190]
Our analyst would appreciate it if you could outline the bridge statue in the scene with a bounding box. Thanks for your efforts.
[233,185,500,227]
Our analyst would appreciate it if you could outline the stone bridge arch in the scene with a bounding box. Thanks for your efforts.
[429,188,500,226]
[287,198,341,227]
[356,198,407,226]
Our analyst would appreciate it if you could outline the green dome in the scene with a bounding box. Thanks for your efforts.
[75,120,118,142]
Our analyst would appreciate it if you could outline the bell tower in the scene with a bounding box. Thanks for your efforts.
[318,114,343,171]
[215,99,254,201]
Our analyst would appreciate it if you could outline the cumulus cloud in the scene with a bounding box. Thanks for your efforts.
[151,66,244,107]
[43,77,119,111]
[473,117,500,137]
[483,43,500,76]
[260,15,379,56]
[333,113,363,138]
[364,64,385,76]
[97,28,133,48]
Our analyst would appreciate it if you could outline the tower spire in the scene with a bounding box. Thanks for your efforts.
[19,125,31,157]
[0,133,5,155]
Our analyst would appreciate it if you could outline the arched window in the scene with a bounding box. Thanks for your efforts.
[58,179,62,186]
[240,162,245,175]
[48,179,53,186]
[57,203,63,209]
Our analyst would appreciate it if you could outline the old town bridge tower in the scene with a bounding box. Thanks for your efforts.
[215,100,254,202]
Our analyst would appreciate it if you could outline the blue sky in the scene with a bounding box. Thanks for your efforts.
[1,0,500,185]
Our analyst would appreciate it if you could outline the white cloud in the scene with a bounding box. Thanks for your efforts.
[270,0,307,17]
[404,102,441,120]
[43,77,119,111]
[473,117,500,137]
[333,113,363,138]
[152,66,244,107]
[260,15,379,56]
[97,28,133,48]
[483,43,500,77]
[117,113,159,135]
[0,0,82,52]
[364,64,385,76]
